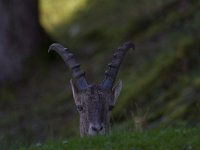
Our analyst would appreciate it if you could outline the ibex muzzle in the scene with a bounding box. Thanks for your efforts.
[48,42,134,136]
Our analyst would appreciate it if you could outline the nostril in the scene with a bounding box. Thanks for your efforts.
[91,126,103,132]
[92,126,98,131]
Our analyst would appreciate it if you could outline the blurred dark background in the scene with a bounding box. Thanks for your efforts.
[0,0,200,148]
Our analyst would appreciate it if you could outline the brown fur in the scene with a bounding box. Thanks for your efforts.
[71,83,119,136]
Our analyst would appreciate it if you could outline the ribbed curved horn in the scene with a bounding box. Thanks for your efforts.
[100,42,134,89]
[48,43,89,90]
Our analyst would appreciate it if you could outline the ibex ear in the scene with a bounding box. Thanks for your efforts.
[70,79,80,105]
[112,80,122,104]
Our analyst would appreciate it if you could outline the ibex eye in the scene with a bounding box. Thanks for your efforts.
[77,105,83,111]
[109,106,114,111]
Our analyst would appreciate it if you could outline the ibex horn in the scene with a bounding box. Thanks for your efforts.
[48,43,89,90]
[100,41,134,89]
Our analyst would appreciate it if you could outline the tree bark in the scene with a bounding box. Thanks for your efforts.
[0,0,47,83]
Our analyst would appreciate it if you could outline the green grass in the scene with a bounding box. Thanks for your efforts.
[19,127,200,150]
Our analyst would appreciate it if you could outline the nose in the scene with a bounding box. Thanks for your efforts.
[91,125,103,132]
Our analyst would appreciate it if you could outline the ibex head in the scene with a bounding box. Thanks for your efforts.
[48,42,134,136]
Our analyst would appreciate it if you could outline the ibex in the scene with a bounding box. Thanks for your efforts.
[48,42,134,136]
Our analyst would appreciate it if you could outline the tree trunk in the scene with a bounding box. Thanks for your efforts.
[0,0,47,83]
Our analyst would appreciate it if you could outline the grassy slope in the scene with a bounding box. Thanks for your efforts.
[21,127,200,150]
[0,0,200,149]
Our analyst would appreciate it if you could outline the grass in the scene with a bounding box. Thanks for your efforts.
[19,127,200,150]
